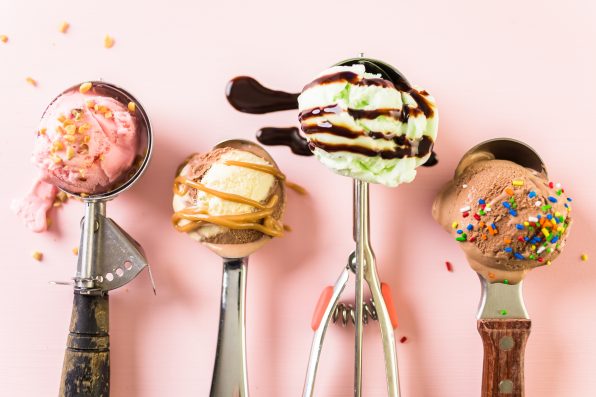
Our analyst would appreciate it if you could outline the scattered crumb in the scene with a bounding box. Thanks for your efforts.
[399,336,407,343]
[56,191,68,203]
[445,261,453,272]
[59,21,70,33]
[72,247,79,256]
[283,224,292,232]
[26,77,37,86]
[32,251,43,261]
[127,101,136,112]
[79,82,92,94]
[0,35,7,43]
[104,34,114,48]
[581,253,588,262]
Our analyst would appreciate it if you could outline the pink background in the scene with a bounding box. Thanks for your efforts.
[1,0,595,396]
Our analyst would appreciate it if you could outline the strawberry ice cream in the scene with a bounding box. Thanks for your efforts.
[33,84,139,194]
[13,82,141,232]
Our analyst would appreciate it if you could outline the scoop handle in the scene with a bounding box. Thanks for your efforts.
[59,292,109,397]
[477,319,531,397]
[210,257,248,397]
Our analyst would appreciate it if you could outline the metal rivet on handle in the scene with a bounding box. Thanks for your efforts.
[499,379,514,394]
[499,336,515,351]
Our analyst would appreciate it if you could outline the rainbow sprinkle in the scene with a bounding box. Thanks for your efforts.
[452,178,572,266]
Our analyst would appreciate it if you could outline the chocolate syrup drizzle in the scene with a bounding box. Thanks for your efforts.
[225,65,438,166]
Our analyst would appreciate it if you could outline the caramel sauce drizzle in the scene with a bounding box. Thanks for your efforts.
[172,160,290,237]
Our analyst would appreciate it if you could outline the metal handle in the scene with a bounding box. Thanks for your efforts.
[59,292,110,397]
[210,257,249,397]
[353,179,368,397]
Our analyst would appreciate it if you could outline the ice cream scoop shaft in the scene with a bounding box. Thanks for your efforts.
[210,257,249,397]
[478,319,531,397]
[59,292,109,397]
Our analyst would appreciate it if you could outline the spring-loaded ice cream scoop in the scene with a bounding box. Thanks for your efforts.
[172,140,286,397]
[433,138,573,396]
[32,82,155,396]
[301,55,439,397]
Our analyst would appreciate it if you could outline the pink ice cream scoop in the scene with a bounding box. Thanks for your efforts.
[13,82,150,232]
[33,85,139,194]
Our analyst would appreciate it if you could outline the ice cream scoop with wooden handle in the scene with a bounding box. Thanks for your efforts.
[172,139,286,397]
[46,82,154,397]
[433,138,573,397]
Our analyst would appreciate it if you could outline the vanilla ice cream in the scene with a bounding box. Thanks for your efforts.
[172,146,285,256]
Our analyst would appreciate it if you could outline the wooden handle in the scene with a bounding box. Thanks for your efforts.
[477,319,531,397]
[59,292,109,397]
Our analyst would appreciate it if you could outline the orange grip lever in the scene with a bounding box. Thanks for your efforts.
[381,282,399,329]
[311,286,333,331]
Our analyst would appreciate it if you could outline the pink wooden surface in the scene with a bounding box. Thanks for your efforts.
[1,0,595,395]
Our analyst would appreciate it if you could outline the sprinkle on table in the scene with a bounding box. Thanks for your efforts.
[32,251,43,261]
[26,77,37,86]
[59,21,70,33]
[104,34,115,48]
[445,261,453,272]
[400,336,408,343]
[72,247,79,256]
[0,35,7,43]
[581,253,589,262]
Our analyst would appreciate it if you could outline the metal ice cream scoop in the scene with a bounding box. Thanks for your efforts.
[456,138,547,397]
[47,82,154,397]
[175,139,284,397]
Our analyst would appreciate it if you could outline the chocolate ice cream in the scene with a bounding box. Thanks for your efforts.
[433,154,572,284]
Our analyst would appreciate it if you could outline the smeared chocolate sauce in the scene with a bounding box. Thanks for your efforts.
[422,151,438,167]
[226,76,299,114]
[312,135,434,160]
[226,66,438,166]
[256,127,312,156]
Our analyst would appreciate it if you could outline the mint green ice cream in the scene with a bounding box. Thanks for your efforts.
[298,64,438,187]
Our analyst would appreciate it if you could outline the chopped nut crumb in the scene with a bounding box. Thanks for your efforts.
[52,140,64,151]
[104,111,113,119]
[32,251,43,261]
[26,77,37,86]
[57,191,68,202]
[66,147,75,160]
[86,100,95,108]
[65,125,77,135]
[79,82,92,94]
[72,247,79,256]
[104,34,114,48]
[59,21,70,33]
[128,102,136,112]
[0,35,8,43]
